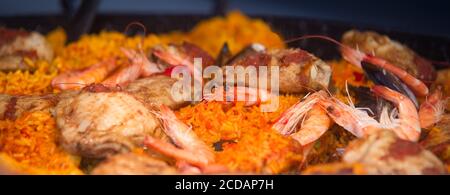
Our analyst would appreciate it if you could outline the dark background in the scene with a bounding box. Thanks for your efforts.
[0,0,449,38]
[1,0,449,63]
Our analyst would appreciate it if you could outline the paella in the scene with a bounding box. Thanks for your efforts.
[0,11,449,175]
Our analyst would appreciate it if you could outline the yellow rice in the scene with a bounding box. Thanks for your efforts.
[0,12,289,174]
[0,111,82,174]
[56,11,286,72]
[0,12,367,174]
[0,59,58,95]
[0,11,285,96]
[177,95,303,174]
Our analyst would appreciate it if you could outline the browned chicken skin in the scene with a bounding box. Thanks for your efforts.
[303,130,446,175]
[0,75,188,160]
[343,130,446,174]
[270,48,331,93]
[125,75,188,110]
[54,88,169,158]
[420,114,450,164]
[224,45,331,94]
[0,94,59,120]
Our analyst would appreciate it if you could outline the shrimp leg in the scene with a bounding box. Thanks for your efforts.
[419,87,446,129]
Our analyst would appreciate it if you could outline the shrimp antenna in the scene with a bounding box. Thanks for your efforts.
[53,82,87,86]
[298,84,320,94]
[429,59,450,67]
[124,21,147,50]
[302,92,312,100]
[284,35,350,49]
[322,84,334,97]
[124,21,147,36]
[344,80,355,107]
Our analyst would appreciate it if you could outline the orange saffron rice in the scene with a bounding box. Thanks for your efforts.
[0,111,82,174]
[177,96,303,174]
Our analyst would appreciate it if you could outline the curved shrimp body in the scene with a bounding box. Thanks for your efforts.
[153,42,215,70]
[271,91,332,147]
[144,105,215,168]
[152,44,198,78]
[123,47,163,77]
[203,86,273,106]
[102,63,141,87]
[153,46,203,84]
[153,46,193,69]
[341,46,429,97]
[419,87,446,129]
[102,48,162,87]
[371,85,421,141]
[153,42,216,86]
[290,104,332,146]
[52,58,118,90]
[272,91,327,136]
[318,85,421,141]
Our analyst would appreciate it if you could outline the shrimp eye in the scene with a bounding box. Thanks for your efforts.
[326,106,335,113]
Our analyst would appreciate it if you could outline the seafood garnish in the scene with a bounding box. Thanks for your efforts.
[286,35,429,96]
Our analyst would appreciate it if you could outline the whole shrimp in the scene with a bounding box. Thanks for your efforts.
[53,45,163,90]
[52,58,118,90]
[286,35,429,97]
[319,85,421,142]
